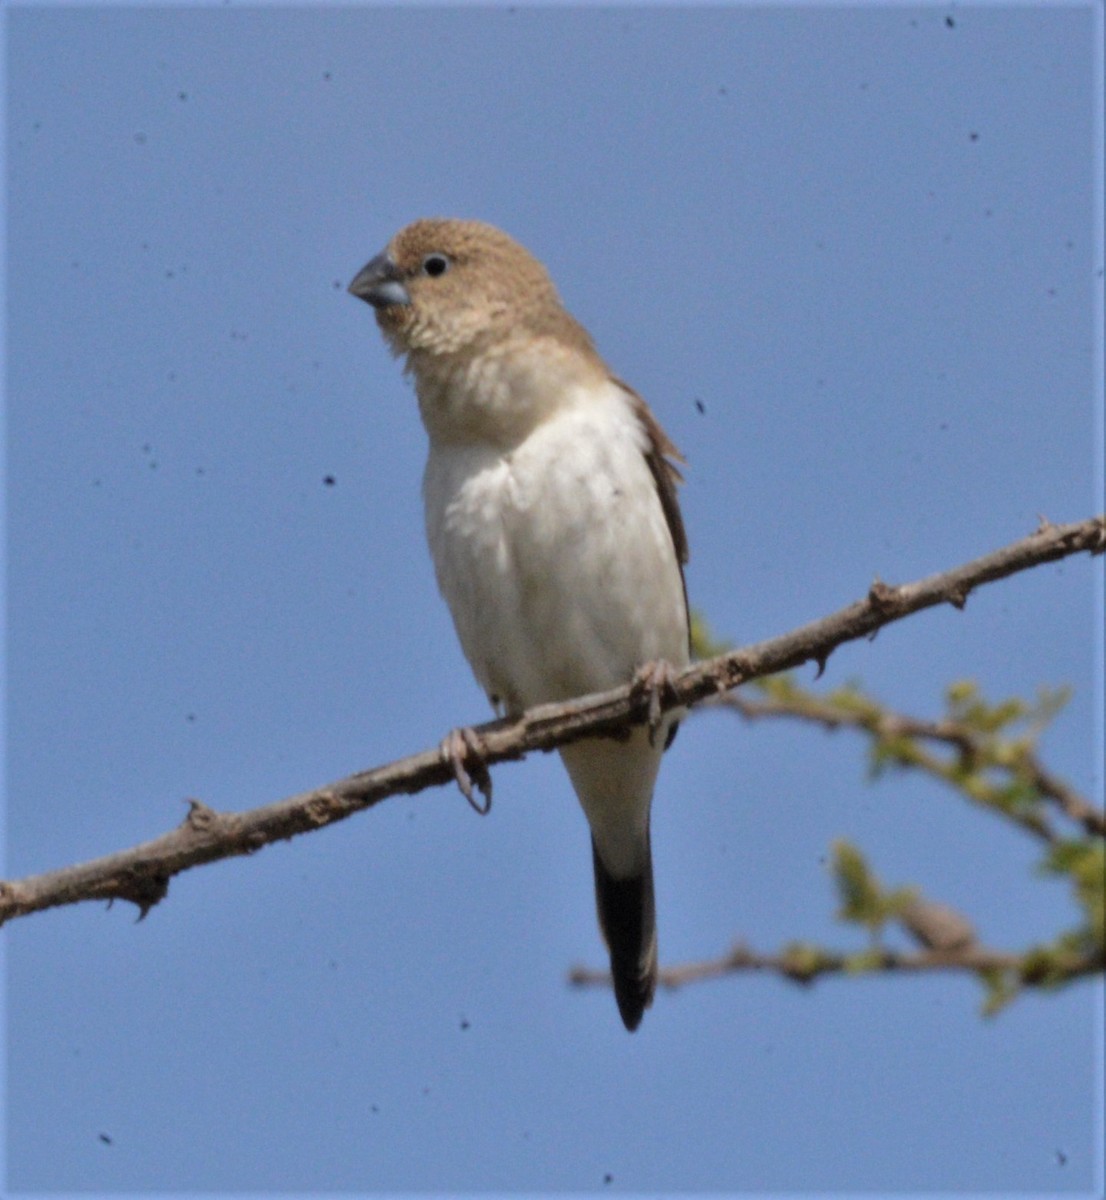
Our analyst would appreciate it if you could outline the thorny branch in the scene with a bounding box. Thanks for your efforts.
[2,514,1102,928]
[569,940,1106,992]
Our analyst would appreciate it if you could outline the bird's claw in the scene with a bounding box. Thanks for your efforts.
[440,727,493,814]
[633,659,680,746]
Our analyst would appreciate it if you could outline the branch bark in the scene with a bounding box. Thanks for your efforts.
[2,514,1102,928]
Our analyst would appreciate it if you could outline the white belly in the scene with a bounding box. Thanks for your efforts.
[422,393,688,715]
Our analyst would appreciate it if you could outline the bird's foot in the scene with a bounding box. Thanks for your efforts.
[440,726,493,814]
[632,659,681,747]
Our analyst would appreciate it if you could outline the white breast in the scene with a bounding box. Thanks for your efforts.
[422,380,688,715]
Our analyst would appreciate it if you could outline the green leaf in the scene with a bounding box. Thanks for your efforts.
[978,967,1019,1017]
[779,942,830,984]
[832,841,885,931]
[1041,841,1106,947]
[843,949,886,974]
[689,611,732,660]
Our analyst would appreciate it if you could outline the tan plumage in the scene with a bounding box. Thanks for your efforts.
[350,219,690,1029]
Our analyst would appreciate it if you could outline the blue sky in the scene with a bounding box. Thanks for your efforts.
[3,3,1103,1195]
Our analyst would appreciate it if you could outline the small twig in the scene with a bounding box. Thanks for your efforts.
[568,941,1106,990]
[2,515,1102,928]
[709,693,1104,841]
[710,691,1098,840]
[1028,761,1105,838]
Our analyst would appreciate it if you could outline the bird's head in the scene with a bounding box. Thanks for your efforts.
[349,218,592,361]
[349,219,608,445]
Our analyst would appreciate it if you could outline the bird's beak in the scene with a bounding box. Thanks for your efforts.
[348,252,411,309]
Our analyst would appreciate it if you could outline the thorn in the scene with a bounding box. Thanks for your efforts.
[813,650,830,680]
[440,727,493,814]
[125,869,170,920]
[727,941,752,967]
[184,798,217,830]
[867,579,898,612]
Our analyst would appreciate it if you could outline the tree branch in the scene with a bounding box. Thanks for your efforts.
[568,940,1106,991]
[707,690,1105,840]
[2,514,1102,928]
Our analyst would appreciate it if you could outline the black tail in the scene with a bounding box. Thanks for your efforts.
[591,835,658,1031]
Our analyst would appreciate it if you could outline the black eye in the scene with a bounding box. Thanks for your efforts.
[422,253,450,278]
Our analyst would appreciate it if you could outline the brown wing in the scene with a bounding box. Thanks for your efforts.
[612,378,691,668]
[613,378,689,568]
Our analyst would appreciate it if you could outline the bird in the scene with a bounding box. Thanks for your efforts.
[348,219,690,1030]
